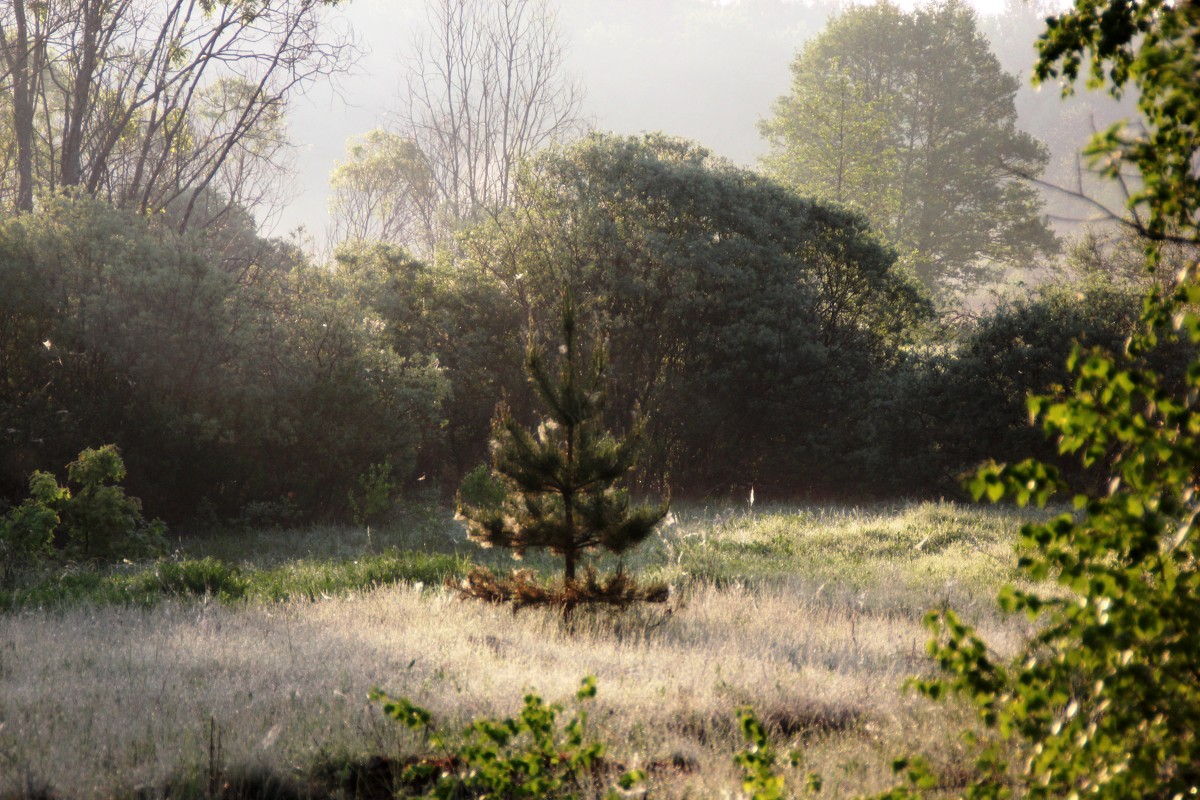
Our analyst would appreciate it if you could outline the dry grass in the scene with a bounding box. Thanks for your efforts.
[0,501,1039,798]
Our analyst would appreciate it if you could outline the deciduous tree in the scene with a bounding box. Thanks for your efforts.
[456,133,933,494]
[393,0,586,243]
[327,129,435,251]
[0,0,352,228]
[760,0,1057,292]
[0,195,448,520]
[870,0,1200,796]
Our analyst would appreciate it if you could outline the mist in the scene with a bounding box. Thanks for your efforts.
[275,0,1126,242]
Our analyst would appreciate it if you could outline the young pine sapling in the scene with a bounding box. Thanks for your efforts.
[456,295,667,604]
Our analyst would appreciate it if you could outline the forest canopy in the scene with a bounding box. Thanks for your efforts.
[449,132,933,494]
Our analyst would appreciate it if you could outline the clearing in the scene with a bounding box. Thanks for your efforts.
[0,501,1039,798]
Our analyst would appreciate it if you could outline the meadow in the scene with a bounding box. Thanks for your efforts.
[0,501,1042,799]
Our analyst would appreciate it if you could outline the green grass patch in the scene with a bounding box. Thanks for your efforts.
[643,500,1039,593]
[0,500,1038,613]
[178,506,459,566]
[0,550,469,611]
[246,550,468,602]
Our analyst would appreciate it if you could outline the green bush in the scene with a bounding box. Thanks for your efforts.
[456,464,506,511]
[895,328,1200,798]
[734,708,822,800]
[372,677,641,800]
[59,445,165,560]
[349,461,397,527]
[0,472,63,584]
[237,497,303,531]
[0,196,448,522]
[879,281,1146,495]
[370,680,829,800]
[0,445,164,573]
[331,240,528,493]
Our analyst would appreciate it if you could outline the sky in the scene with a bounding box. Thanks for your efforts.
[270,0,1086,242]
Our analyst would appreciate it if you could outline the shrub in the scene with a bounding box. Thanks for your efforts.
[0,197,448,522]
[897,329,1200,798]
[59,445,165,560]
[874,280,1156,496]
[348,461,397,527]
[456,464,506,511]
[734,707,822,800]
[370,680,827,800]
[0,472,63,585]
[0,445,164,575]
[237,497,304,531]
[371,677,642,800]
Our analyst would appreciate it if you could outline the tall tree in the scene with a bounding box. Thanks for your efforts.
[760,57,899,226]
[760,0,1058,292]
[0,0,352,228]
[393,0,586,244]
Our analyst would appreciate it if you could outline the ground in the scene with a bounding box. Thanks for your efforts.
[0,501,1041,798]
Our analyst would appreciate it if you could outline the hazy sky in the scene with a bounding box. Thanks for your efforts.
[271,0,1076,242]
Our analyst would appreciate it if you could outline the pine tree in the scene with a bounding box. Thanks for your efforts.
[457,294,666,585]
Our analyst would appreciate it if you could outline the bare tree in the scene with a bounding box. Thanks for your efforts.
[0,0,353,229]
[395,0,586,244]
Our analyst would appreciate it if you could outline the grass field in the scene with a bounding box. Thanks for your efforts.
[0,501,1041,799]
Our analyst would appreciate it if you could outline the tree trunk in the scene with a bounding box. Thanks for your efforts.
[3,0,36,211]
[60,0,103,188]
[12,72,35,211]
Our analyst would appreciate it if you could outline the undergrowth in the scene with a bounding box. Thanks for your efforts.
[0,500,1029,613]
[0,550,468,611]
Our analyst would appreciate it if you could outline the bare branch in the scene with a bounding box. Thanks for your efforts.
[0,0,356,229]
[337,0,588,253]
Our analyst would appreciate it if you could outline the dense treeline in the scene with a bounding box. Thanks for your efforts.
[0,195,446,522]
[449,133,932,496]
[0,133,1173,524]
[877,280,1167,496]
[2,0,1184,528]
